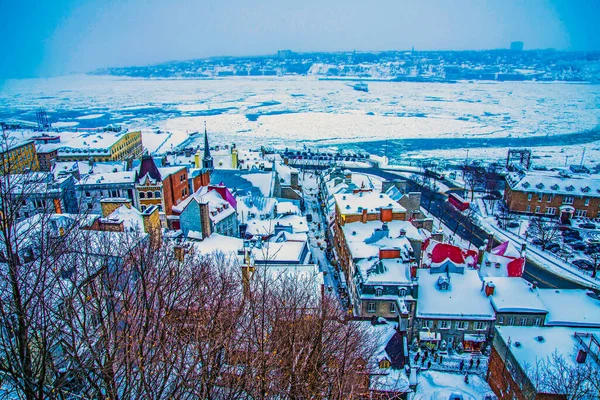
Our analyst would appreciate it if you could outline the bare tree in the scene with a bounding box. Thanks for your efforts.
[461,163,485,201]
[527,350,600,400]
[527,216,561,251]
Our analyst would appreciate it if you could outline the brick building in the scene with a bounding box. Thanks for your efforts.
[135,155,189,215]
[505,170,600,221]
[488,326,600,399]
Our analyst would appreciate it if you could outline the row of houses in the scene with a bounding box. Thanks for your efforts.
[320,168,600,399]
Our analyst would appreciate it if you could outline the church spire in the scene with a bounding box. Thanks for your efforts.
[202,121,214,171]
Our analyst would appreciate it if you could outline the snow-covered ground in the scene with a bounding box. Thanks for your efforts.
[1,75,599,167]
[413,370,495,400]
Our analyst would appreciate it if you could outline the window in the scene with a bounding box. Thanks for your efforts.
[399,288,407,297]
[154,191,161,198]
[508,317,515,325]
[527,193,532,201]
[538,194,543,202]
[180,174,185,182]
[576,210,587,217]
[547,195,552,203]
[438,320,450,330]
[110,190,119,197]
[424,320,434,329]
[379,359,391,369]
[546,207,556,215]
[85,191,91,198]
[182,189,186,197]
[375,288,383,297]
[474,322,487,331]
[157,205,163,212]
[535,206,540,214]
[367,302,376,313]
[526,205,531,213]
[141,205,147,212]
[147,192,153,199]
[564,196,574,205]
[533,318,542,326]
[498,316,504,324]
[139,192,146,199]
[519,318,528,326]
[456,321,468,330]
[584,198,590,206]
[389,302,396,313]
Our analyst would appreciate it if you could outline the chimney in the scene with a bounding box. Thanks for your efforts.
[484,281,495,297]
[478,246,486,265]
[100,198,132,218]
[361,208,368,223]
[142,205,162,249]
[380,207,393,222]
[576,349,587,364]
[199,201,212,239]
[410,262,418,279]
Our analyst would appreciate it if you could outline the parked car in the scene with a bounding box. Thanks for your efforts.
[506,221,520,228]
[563,229,582,239]
[570,242,587,251]
[572,259,594,270]
[563,236,581,244]
[580,223,597,230]
[546,243,561,252]
[584,245,600,255]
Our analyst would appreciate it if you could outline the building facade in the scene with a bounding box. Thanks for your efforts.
[0,140,40,174]
[505,170,600,220]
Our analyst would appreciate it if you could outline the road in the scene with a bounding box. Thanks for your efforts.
[350,167,589,289]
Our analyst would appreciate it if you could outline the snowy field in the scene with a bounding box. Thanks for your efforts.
[1,75,599,167]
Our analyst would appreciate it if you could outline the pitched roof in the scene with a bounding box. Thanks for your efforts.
[137,155,161,183]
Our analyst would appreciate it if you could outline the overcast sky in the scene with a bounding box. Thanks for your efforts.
[1,0,599,79]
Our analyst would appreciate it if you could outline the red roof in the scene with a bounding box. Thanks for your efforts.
[424,238,478,266]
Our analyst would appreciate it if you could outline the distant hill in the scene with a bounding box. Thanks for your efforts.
[91,49,600,83]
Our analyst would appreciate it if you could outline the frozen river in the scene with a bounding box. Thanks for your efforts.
[1,75,599,166]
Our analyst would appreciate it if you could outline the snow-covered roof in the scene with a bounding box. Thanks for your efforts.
[274,162,297,185]
[175,186,236,224]
[343,220,421,244]
[237,196,277,220]
[421,239,478,270]
[495,325,600,393]
[252,240,309,264]
[506,170,600,197]
[537,289,600,327]
[416,268,495,320]
[103,204,145,232]
[334,191,406,214]
[485,277,548,314]
[246,215,308,237]
[357,258,413,286]
[192,234,244,257]
[240,172,274,197]
[77,171,136,186]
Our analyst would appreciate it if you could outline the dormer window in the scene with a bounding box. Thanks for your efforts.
[375,287,383,297]
[582,186,591,193]
[536,183,544,189]
[566,185,575,192]
[399,288,407,297]
[436,276,450,291]
[551,184,559,191]
[522,182,530,189]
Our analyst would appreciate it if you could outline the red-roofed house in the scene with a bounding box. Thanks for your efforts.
[421,238,478,273]
[478,241,526,278]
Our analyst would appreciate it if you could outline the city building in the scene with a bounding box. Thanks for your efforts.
[135,155,189,215]
[0,140,40,174]
[483,277,548,327]
[414,254,495,353]
[488,325,599,399]
[31,130,143,163]
[174,185,238,239]
[505,170,600,220]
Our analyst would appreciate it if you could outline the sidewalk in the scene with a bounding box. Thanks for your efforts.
[475,198,600,289]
